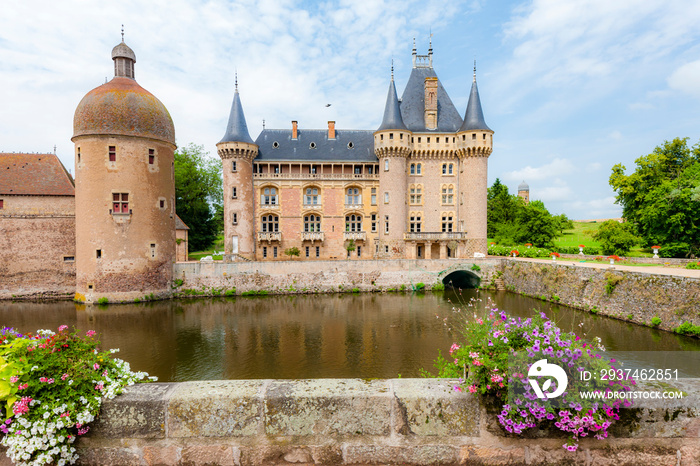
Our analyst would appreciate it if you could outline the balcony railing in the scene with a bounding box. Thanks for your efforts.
[403,232,469,241]
[344,203,363,210]
[257,231,282,242]
[259,203,280,210]
[343,231,367,242]
[254,173,378,181]
[301,231,324,242]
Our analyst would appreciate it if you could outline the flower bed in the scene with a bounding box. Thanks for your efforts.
[0,326,153,466]
[430,305,633,451]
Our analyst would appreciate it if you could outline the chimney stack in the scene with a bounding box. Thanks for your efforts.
[292,120,298,139]
[328,121,336,140]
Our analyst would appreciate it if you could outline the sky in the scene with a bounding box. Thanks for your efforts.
[3,0,700,220]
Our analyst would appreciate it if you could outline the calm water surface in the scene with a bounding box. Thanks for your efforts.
[1,290,698,382]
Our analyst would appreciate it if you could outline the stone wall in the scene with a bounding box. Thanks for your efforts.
[173,258,501,295]
[501,261,700,332]
[0,195,76,299]
[10,378,696,465]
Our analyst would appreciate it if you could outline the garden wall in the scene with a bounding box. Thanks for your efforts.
[172,259,501,295]
[5,378,695,465]
[501,261,700,332]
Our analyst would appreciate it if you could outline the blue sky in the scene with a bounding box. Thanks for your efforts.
[2,0,700,219]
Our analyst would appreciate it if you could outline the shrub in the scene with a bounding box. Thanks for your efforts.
[400,284,406,291]
[471,264,481,272]
[650,316,662,327]
[0,326,152,465]
[172,278,184,288]
[351,288,360,293]
[590,306,599,314]
[96,297,108,305]
[673,322,700,337]
[604,273,624,295]
[432,283,445,292]
[224,288,236,297]
[414,283,425,292]
[686,262,700,270]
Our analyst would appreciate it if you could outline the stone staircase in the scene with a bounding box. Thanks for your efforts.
[494,276,506,291]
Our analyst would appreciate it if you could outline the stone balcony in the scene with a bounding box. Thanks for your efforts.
[403,232,469,241]
[343,231,366,242]
[254,173,379,181]
[257,232,282,242]
[301,231,324,242]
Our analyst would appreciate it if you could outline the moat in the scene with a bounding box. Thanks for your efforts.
[1,290,698,382]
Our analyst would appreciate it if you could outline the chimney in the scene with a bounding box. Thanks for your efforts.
[424,77,438,130]
[292,120,298,139]
[328,121,336,140]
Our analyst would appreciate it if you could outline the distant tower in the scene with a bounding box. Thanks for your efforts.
[72,37,176,303]
[217,77,258,260]
[518,181,530,204]
[456,63,493,256]
[375,65,411,258]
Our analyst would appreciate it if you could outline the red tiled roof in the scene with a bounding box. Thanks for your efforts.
[0,153,75,196]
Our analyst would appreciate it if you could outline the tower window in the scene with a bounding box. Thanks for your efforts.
[232,213,238,224]
[108,146,116,162]
[96,249,102,259]
[112,193,129,214]
[472,133,476,140]
[232,161,237,172]
[77,148,81,164]
[232,187,237,199]
[371,213,377,233]
[159,200,165,208]
[0,199,3,209]
[384,192,389,204]
[150,244,156,258]
[384,159,389,171]
[371,188,377,205]
[149,149,155,164]
[384,215,389,234]
[389,133,394,140]
[400,133,403,140]
[417,137,421,143]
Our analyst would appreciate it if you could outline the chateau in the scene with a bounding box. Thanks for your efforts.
[218,43,493,262]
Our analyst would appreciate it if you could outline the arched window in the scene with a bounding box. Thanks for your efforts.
[441,214,453,233]
[448,163,453,174]
[441,184,454,205]
[409,184,422,205]
[304,187,320,205]
[261,214,279,232]
[261,187,278,205]
[409,214,422,233]
[345,187,361,204]
[304,214,321,232]
[410,163,416,175]
[416,163,422,175]
[345,214,362,232]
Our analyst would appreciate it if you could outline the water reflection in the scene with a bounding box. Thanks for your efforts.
[0,290,697,381]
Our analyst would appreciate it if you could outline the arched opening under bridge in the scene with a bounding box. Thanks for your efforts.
[441,270,481,289]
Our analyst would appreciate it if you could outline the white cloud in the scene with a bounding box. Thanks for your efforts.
[502,158,575,182]
[668,59,700,98]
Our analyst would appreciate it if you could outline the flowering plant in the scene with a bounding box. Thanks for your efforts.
[607,255,621,262]
[0,326,153,466]
[524,243,532,247]
[510,250,519,257]
[431,304,632,451]
[550,252,560,258]
[651,246,661,250]
[578,245,585,248]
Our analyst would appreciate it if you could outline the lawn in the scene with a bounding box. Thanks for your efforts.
[188,235,225,261]
[552,221,602,249]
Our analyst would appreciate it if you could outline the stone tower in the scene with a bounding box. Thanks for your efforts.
[217,78,258,260]
[72,37,176,303]
[375,67,411,258]
[456,65,493,256]
[518,181,530,204]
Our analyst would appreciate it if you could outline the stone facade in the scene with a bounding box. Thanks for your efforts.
[219,46,493,262]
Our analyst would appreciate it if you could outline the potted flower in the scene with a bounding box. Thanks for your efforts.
[608,255,620,266]
[550,251,560,262]
[510,249,519,258]
[651,245,661,259]
[578,244,585,255]
[525,243,532,249]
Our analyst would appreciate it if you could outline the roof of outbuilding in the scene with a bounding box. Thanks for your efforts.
[0,153,75,196]
[219,90,254,144]
[254,129,376,162]
[399,67,463,132]
[175,214,189,230]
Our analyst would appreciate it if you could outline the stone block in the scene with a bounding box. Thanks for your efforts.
[143,445,182,465]
[168,380,264,438]
[344,445,458,464]
[75,446,143,465]
[180,445,240,465]
[90,382,176,438]
[392,378,480,436]
[264,379,392,436]
[459,445,526,465]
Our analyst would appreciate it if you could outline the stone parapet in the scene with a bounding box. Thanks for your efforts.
[4,378,694,465]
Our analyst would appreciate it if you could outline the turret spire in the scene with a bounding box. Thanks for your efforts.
[219,80,254,144]
[459,65,491,132]
[377,66,407,131]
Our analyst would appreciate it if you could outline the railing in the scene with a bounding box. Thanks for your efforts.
[302,203,322,210]
[301,231,324,242]
[259,203,280,211]
[257,232,282,242]
[403,232,468,241]
[343,231,367,241]
[344,203,363,210]
[254,173,379,180]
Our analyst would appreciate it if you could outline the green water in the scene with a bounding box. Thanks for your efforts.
[0,290,697,382]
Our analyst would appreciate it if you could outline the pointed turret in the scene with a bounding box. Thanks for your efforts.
[377,67,407,131]
[219,78,254,144]
[459,64,491,132]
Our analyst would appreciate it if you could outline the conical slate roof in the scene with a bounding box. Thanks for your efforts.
[518,180,529,192]
[459,75,491,132]
[377,78,407,131]
[219,89,254,144]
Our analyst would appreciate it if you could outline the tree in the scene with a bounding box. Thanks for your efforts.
[345,239,356,258]
[553,213,574,234]
[174,143,223,252]
[487,178,524,240]
[592,220,640,255]
[610,137,700,257]
[284,247,300,260]
[513,200,558,248]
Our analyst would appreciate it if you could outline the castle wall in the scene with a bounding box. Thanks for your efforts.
[0,195,76,299]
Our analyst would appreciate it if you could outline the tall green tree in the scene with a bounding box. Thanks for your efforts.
[174,143,223,252]
[592,220,640,255]
[513,200,558,248]
[610,137,700,257]
[487,178,524,241]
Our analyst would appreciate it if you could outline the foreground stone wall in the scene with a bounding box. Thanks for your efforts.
[173,259,501,295]
[5,378,693,465]
[501,261,700,332]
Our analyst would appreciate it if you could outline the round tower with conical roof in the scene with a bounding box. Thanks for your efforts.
[374,67,412,258]
[72,37,176,303]
[456,64,493,256]
[216,78,258,260]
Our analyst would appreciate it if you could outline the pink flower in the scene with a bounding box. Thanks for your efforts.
[61,373,69,381]
[77,426,90,435]
[86,330,96,337]
[449,343,461,354]
[39,377,47,383]
[102,370,108,377]
[468,385,478,393]
[93,363,100,370]
[95,382,104,391]
[453,386,462,392]
[58,325,68,332]
[9,376,18,383]
[47,378,55,384]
